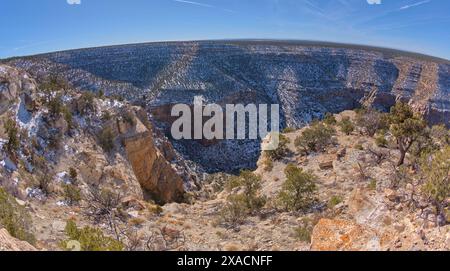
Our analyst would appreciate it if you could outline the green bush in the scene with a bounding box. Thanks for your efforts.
[61,220,124,251]
[294,122,336,154]
[293,225,312,243]
[63,184,81,205]
[355,108,389,137]
[40,76,69,92]
[293,218,316,243]
[282,127,296,133]
[101,111,112,121]
[323,113,337,126]
[220,171,266,226]
[78,92,96,115]
[48,96,63,116]
[225,170,266,213]
[421,146,450,220]
[389,102,427,166]
[375,134,388,148]
[0,188,35,244]
[62,106,74,130]
[36,173,52,196]
[69,167,78,183]
[265,134,290,161]
[219,194,249,227]
[338,116,355,135]
[328,195,343,209]
[97,90,105,99]
[98,127,115,152]
[410,128,436,164]
[430,125,450,145]
[277,164,317,212]
[3,118,20,154]
[354,144,364,150]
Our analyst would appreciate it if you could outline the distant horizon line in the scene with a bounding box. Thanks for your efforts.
[2,38,449,64]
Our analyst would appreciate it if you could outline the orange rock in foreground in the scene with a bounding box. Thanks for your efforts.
[311,219,380,251]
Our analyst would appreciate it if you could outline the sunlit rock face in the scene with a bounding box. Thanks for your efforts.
[4,40,449,172]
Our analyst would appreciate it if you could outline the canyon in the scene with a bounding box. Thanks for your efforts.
[3,40,449,173]
[0,41,448,251]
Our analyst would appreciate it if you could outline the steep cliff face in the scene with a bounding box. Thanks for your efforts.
[0,64,191,205]
[118,111,185,203]
[4,40,449,172]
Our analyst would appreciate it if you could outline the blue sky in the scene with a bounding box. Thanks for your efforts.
[0,0,449,59]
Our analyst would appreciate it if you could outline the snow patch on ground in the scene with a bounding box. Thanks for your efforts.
[55,171,72,184]
[26,187,46,200]
[0,139,6,150]
[1,157,17,172]
[56,201,68,207]
[16,107,43,137]
[17,97,32,124]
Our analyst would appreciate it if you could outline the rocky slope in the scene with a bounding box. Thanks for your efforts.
[0,64,195,205]
[0,42,449,251]
[3,40,449,173]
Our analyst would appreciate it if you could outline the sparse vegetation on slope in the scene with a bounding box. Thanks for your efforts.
[0,188,35,245]
[61,220,124,251]
[265,134,290,161]
[295,122,336,154]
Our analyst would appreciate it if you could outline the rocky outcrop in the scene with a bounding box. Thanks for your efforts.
[0,229,37,251]
[310,219,380,251]
[0,65,38,115]
[0,64,190,205]
[119,112,185,204]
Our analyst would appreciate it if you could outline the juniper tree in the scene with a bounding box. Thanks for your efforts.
[278,164,317,211]
[389,102,426,166]
[4,118,20,155]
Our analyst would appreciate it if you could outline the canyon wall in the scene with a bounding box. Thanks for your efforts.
[4,41,449,172]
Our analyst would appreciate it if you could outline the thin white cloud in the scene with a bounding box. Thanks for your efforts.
[400,0,431,10]
[173,0,235,13]
[67,0,81,5]
[367,0,382,5]
[173,0,213,8]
